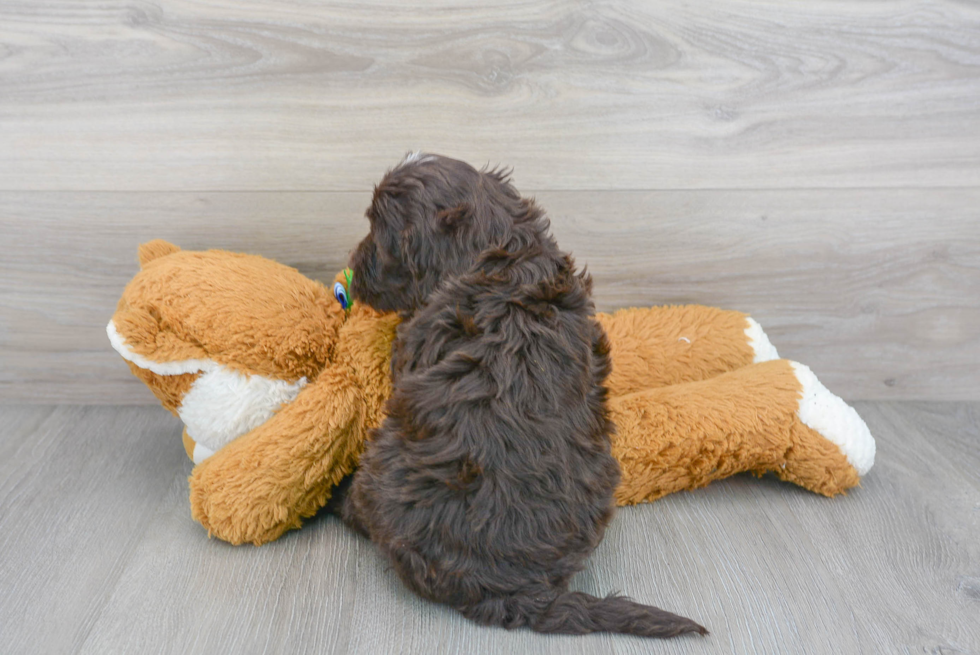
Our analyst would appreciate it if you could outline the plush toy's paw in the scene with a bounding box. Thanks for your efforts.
[745,317,780,363]
[776,362,876,496]
[611,358,875,504]
[189,462,322,546]
[791,362,875,475]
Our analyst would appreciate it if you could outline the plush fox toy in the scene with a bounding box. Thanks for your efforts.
[108,241,875,546]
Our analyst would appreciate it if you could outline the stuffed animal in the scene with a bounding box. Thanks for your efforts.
[108,241,875,546]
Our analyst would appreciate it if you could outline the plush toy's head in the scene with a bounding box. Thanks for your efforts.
[108,240,347,463]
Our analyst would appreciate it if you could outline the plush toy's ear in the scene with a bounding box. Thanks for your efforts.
[138,240,181,268]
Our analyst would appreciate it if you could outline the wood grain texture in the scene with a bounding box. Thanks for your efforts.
[1,0,979,191]
[0,405,189,654]
[1,188,977,403]
[1,402,977,654]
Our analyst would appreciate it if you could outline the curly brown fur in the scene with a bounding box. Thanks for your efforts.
[344,153,707,638]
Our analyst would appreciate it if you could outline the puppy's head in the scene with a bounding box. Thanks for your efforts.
[350,152,524,313]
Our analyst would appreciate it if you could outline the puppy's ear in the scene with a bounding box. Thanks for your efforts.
[435,203,473,232]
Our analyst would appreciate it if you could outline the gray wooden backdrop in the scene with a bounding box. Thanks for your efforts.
[1,0,979,403]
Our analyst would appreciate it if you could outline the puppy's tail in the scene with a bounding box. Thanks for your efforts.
[465,591,708,638]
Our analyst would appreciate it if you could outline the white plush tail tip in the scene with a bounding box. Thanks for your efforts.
[790,362,876,475]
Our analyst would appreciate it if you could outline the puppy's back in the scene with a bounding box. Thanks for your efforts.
[347,154,706,638]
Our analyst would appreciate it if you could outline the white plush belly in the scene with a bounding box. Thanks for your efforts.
[178,366,307,459]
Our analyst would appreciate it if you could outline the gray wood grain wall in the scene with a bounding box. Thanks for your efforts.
[1,0,978,403]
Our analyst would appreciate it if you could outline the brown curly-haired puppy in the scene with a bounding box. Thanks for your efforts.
[343,153,707,638]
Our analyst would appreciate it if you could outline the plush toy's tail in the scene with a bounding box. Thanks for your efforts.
[464,590,708,638]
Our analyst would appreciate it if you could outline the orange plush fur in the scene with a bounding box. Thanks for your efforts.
[109,241,874,545]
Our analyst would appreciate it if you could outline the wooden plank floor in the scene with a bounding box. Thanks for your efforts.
[1,402,978,654]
